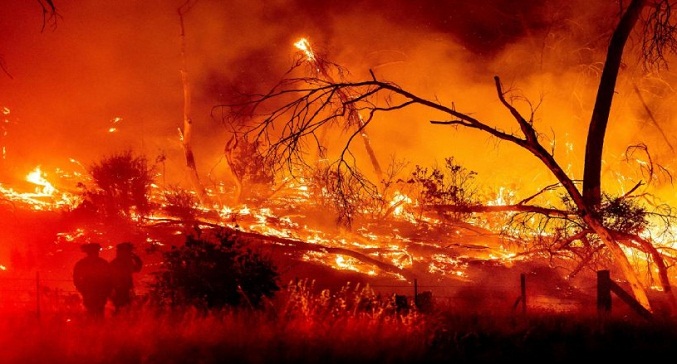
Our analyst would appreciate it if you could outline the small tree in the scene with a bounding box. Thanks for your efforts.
[149,229,279,310]
[407,156,480,222]
[76,150,155,220]
[224,134,276,203]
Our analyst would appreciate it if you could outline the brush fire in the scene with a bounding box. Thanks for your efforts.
[3,0,677,321]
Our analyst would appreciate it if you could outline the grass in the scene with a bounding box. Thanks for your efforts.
[1,280,677,363]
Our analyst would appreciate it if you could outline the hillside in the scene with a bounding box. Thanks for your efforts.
[0,196,607,317]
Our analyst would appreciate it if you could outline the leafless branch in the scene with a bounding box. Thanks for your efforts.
[624,143,674,186]
[37,0,61,32]
[0,56,12,79]
[642,0,677,70]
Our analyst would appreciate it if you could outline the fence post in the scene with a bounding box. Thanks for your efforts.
[36,271,41,320]
[520,273,527,315]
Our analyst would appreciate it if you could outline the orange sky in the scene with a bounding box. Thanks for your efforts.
[1,0,676,203]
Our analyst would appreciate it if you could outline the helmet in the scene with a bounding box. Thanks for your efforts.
[81,243,102,254]
[116,242,134,251]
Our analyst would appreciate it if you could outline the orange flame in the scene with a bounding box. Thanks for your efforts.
[26,166,55,195]
[294,38,315,62]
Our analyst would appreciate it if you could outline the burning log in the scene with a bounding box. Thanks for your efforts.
[224,225,416,281]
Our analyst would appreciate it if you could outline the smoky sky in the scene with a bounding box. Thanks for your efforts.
[262,0,560,56]
[199,0,580,104]
[1,0,675,202]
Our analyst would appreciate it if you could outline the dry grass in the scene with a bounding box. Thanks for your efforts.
[1,280,677,363]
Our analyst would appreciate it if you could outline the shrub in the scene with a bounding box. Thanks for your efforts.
[161,185,200,223]
[76,150,155,219]
[149,229,279,310]
[407,156,479,221]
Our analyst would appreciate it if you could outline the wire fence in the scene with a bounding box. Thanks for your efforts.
[0,271,605,319]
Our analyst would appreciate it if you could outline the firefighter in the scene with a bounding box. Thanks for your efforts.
[109,242,143,313]
[73,243,113,320]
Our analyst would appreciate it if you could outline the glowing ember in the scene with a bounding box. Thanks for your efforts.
[2,106,10,159]
[108,116,123,133]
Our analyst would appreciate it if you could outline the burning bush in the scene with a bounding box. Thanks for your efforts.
[407,156,480,221]
[161,185,200,223]
[148,229,280,310]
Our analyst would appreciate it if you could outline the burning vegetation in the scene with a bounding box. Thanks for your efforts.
[4,0,677,342]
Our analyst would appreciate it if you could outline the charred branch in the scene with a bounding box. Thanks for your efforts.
[147,216,414,280]
[624,143,674,187]
[37,0,61,32]
[425,203,575,219]
[642,0,677,69]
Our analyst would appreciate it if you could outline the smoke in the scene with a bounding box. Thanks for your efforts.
[1,0,676,202]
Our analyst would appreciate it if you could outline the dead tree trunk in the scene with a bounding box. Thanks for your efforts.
[582,0,647,208]
[178,1,208,204]
[224,135,244,203]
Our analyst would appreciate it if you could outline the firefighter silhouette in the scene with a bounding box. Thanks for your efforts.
[109,242,143,313]
[73,243,113,319]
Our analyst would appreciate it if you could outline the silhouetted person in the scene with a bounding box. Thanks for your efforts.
[109,242,143,313]
[73,243,112,320]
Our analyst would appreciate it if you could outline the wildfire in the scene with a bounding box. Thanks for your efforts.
[2,153,674,294]
[0,84,671,292]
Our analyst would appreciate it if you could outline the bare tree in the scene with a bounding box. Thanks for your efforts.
[216,2,677,314]
[583,0,646,208]
[584,0,677,209]
[177,0,208,204]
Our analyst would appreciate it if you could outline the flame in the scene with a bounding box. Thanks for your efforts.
[0,166,79,210]
[1,158,671,287]
[294,38,315,62]
[1,158,674,289]
[26,166,55,195]
[0,139,673,290]
[390,191,412,217]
